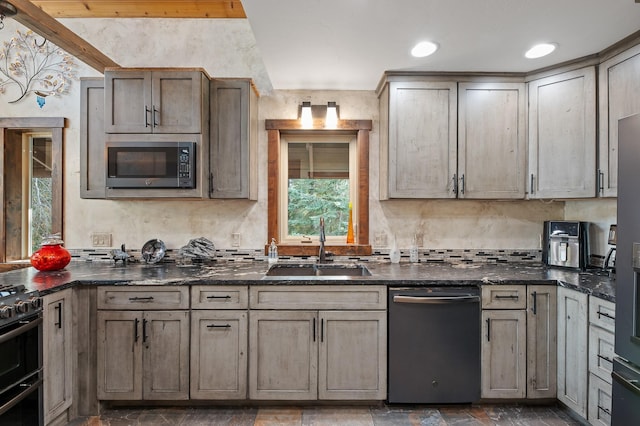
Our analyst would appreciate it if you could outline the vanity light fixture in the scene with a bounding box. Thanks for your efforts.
[300,101,313,128]
[411,41,438,58]
[325,101,339,129]
[525,43,557,59]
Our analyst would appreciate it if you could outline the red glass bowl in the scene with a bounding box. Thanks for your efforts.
[30,243,71,271]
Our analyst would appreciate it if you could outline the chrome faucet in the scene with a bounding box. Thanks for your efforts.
[318,217,327,263]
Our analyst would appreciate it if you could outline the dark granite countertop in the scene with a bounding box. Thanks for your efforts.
[0,260,616,302]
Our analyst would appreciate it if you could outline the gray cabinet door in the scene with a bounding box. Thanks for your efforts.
[43,289,73,424]
[380,81,457,198]
[210,79,258,199]
[526,285,557,399]
[142,311,189,400]
[190,310,248,399]
[318,310,386,400]
[598,44,640,197]
[458,82,526,199]
[528,67,596,199]
[481,309,527,398]
[97,310,142,400]
[152,71,205,134]
[105,70,151,133]
[80,78,106,199]
[249,310,318,400]
[557,287,588,418]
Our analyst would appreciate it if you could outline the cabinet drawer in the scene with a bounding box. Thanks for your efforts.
[481,285,526,309]
[589,296,615,333]
[97,286,189,310]
[588,373,612,426]
[589,325,615,384]
[249,285,386,310]
[191,286,248,309]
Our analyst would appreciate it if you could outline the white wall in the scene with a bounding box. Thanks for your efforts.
[0,19,615,254]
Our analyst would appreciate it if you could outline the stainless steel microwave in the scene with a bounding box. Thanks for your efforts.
[106,141,196,189]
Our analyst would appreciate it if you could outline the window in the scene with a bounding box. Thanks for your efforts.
[0,118,64,262]
[265,118,372,256]
[280,133,357,244]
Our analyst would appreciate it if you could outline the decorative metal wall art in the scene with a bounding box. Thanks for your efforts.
[0,29,77,106]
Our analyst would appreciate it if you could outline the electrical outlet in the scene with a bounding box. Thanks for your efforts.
[91,232,112,247]
[232,233,241,247]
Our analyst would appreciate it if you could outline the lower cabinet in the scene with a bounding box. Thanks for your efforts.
[481,285,556,399]
[248,285,387,401]
[43,289,73,425]
[557,287,589,418]
[190,285,249,399]
[96,286,190,400]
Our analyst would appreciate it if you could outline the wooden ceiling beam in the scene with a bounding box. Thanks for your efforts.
[30,1,246,18]
[9,0,120,72]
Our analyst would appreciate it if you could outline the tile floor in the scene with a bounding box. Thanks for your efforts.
[73,404,587,425]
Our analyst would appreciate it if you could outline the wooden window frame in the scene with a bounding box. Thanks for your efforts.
[265,118,372,256]
[0,117,65,262]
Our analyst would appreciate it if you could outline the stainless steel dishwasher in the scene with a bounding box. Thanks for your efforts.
[388,286,481,404]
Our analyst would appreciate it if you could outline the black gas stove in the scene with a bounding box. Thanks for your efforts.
[0,284,42,328]
[0,284,43,425]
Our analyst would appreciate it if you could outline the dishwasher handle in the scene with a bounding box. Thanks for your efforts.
[393,294,480,304]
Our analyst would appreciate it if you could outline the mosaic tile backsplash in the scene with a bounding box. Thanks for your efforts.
[69,247,542,264]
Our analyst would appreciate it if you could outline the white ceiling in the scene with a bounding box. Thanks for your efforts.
[241,0,640,91]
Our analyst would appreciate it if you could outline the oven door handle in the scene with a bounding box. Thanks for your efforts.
[393,295,479,304]
[0,316,42,345]
[0,377,43,417]
[613,371,640,396]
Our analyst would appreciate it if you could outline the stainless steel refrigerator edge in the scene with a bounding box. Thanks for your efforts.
[612,113,640,424]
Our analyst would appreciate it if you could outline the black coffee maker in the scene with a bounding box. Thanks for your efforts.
[603,224,616,272]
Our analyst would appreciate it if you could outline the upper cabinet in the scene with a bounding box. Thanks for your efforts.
[80,78,106,199]
[458,82,526,199]
[528,67,597,199]
[105,69,208,134]
[379,77,525,199]
[598,44,640,197]
[209,79,258,199]
[379,80,457,199]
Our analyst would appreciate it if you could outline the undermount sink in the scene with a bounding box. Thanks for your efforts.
[264,263,372,278]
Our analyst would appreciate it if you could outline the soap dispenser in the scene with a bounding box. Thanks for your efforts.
[268,238,278,264]
[389,235,400,264]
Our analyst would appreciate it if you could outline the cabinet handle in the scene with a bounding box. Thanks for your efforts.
[495,294,519,300]
[530,173,535,194]
[142,318,148,343]
[134,318,139,342]
[54,302,62,329]
[597,354,613,364]
[321,318,324,343]
[597,405,611,416]
[312,318,316,342]
[145,106,151,128]
[598,170,604,194]
[129,296,154,302]
[597,310,615,321]
[459,174,465,195]
[206,295,231,300]
[152,106,159,127]
[486,318,491,341]
[207,324,231,329]
[532,291,537,315]
[209,173,214,196]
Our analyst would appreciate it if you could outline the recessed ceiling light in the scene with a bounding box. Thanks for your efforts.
[525,43,557,59]
[411,41,438,58]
